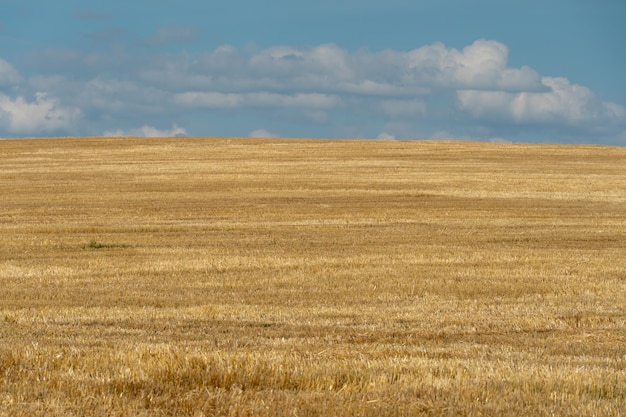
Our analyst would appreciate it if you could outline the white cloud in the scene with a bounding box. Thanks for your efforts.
[103,123,187,138]
[0,58,22,86]
[457,76,626,126]
[28,75,172,117]
[240,40,541,95]
[249,43,354,83]
[131,40,547,112]
[249,129,279,138]
[406,40,542,91]
[3,39,623,143]
[0,93,80,134]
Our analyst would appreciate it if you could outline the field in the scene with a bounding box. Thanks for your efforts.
[1,137,625,416]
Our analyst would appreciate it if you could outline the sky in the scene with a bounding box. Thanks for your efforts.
[0,1,625,145]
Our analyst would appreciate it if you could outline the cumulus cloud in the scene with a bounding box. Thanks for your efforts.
[134,40,547,111]
[457,76,626,126]
[406,40,543,91]
[178,40,538,96]
[0,93,80,135]
[377,132,396,140]
[249,43,354,86]
[103,123,187,138]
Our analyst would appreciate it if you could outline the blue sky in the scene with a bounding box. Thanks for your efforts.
[1,1,625,144]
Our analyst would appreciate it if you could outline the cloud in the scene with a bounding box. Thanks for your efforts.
[174,92,341,109]
[406,40,543,91]
[138,43,417,95]
[27,75,173,119]
[249,129,279,138]
[0,58,22,86]
[0,93,80,135]
[457,76,626,126]
[103,123,187,138]
[249,43,354,84]
[137,40,545,100]
[3,39,624,143]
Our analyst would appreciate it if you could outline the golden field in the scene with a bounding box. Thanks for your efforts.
[0,137,625,416]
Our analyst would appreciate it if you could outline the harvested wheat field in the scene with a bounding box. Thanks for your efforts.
[0,137,625,416]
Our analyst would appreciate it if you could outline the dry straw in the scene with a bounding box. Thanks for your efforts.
[1,137,625,416]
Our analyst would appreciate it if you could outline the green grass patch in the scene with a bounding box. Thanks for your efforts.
[83,240,129,250]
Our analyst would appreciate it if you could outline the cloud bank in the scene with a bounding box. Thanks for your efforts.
[1,39,624,143]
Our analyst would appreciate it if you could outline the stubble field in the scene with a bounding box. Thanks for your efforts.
[1,137,625,416]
